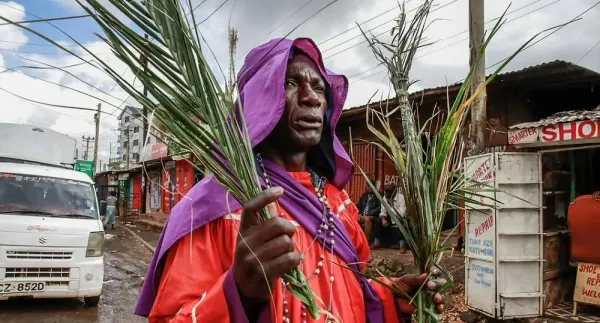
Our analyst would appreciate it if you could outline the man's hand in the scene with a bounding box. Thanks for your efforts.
[395,273,445,316]
[233,187,300,303]
[593,191,600,201]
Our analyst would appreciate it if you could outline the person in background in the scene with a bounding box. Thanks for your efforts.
[357,180,382,242]
[104,191,117,230]
[372,185,408,252]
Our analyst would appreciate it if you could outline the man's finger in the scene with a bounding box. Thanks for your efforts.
[436,303,444,314]
[240,187,284,230]
[264,251,301,278]
[397,273,428,293]
[252,217,297,244]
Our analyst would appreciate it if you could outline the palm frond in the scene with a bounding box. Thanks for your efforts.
[0,0,325,318]
[355,1,573,322]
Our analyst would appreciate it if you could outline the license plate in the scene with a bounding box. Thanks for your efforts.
[0,282,45,294]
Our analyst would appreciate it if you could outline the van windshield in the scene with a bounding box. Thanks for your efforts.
[0,172,98,219]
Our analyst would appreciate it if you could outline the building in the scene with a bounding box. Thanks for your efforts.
[116,106,163,168]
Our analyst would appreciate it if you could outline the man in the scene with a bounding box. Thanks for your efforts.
[357,182,382,242]
[104,191,117,230]
[372,186,407,252]
[135,38,444,323]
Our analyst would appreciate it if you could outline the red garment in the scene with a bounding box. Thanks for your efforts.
[149,172,399,322]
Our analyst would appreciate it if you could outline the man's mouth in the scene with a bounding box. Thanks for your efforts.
[296,117,322,129]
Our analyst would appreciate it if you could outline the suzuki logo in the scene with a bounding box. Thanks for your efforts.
[39,237,47,244]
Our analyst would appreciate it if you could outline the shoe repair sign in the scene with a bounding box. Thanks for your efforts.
[574,262,600,306]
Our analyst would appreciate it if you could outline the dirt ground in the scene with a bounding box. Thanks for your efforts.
[365,231,467,323]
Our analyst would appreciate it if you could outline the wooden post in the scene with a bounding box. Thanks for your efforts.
[469,0,487,153]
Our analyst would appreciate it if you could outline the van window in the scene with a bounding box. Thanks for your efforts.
[0,173,98,219]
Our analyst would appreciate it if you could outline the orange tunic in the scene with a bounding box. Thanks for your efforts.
[149,172,399,323]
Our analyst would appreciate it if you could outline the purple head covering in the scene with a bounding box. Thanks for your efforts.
[135,38,384,322]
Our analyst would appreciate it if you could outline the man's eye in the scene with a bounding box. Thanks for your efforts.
[314,86,325,93]
[285,80,297,87]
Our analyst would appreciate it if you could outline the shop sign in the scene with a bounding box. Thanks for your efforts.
[151,143,168,160]
[574,262,600,306]
[508,120,600,146]
[74,160,94,178]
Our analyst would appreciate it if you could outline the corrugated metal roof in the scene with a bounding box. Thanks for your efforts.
[342,60,600,119]
[509,106,600,130]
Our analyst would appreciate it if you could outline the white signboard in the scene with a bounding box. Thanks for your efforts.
[508,120,600,147]
[465,152,543,319]
[574,262,600,306]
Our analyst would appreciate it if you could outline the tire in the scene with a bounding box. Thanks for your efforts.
[84,296,101,307]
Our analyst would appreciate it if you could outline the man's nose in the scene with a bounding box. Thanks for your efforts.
[298,84,320,107]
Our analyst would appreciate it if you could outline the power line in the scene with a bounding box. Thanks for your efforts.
[322,0,459,60]
[318,0,416,47]
[577,38,600,64]
[0,14,90,26]
[197,0,230,26]
[349,0,565,84]
[235,0,316,61]
[348,0,557,81]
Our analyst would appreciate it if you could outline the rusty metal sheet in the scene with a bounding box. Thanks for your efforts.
[345,143,376,202]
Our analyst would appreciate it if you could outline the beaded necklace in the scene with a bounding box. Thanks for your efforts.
[255,153,338,323]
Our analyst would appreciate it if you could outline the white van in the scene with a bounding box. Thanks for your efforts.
[0,162,104,306]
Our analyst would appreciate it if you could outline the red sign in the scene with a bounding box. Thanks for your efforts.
[162,169,172,213]
[175,160,195,204]
[151,143,168,160]
[508,120,600,146]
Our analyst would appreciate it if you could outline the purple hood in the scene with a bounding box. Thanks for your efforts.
[135,38,384,322]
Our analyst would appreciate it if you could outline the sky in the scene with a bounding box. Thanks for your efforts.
[0,0,599,169]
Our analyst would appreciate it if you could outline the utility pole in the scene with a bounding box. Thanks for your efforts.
[93,103,101,172]
[140,33,149,215]
[82,136,94,160]
[469,0,487,154]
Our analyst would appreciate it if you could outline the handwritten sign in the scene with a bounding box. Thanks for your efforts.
[574,262,600,306]
[508,120,600,147]
[471,263,494,288]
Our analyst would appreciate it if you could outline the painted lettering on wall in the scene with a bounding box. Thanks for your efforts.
[574,262,600,306]
[509,127,538,145]
[468,238,494,256]
[469,158,494,193]
[471,264,494,288]
[475,215,494,237]
[384,175,399,186]
[509,120,600,146]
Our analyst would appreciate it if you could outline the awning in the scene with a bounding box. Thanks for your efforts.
[508,108,600,147]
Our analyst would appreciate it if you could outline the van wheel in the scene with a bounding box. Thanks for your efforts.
[84,296,101,307]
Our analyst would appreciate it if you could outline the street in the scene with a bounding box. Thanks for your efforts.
[0,227,152,323]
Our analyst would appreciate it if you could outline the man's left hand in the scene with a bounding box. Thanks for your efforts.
[395,273,445,316]
[593,191,600,201]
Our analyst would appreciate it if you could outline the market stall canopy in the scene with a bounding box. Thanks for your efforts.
[508,106,600,147]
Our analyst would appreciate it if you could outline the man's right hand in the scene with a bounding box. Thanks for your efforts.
[233,187,301,303]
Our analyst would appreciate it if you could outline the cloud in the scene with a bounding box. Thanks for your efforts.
[0,1,28,50]
[3,0,600,167]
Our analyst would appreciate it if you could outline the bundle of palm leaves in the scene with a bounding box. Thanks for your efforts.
[0,0,321,318]
[353,1,569,322]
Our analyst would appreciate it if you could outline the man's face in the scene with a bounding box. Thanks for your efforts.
[273,54,328,151]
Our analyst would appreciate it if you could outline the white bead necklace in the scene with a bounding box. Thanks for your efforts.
[256,154,338,323]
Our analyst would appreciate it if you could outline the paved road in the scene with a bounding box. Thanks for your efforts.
[0,226,153,323]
